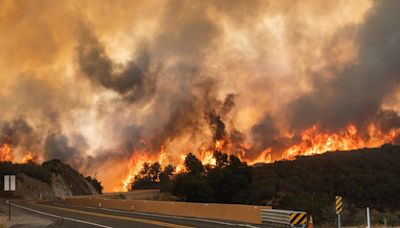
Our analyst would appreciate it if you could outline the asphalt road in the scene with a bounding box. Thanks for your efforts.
[0,199,261,228]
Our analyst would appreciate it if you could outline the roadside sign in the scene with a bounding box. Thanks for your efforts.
[4,175,16,191]
[290,212,307,226]
[335,196,343,214]
[336,196,343,228]
[3,175,16,221]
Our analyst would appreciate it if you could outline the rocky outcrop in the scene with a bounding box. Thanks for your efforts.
[0,159,100,200]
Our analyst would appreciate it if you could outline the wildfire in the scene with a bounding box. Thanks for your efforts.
[22,152,39,163]
[0,143,40,164]
[114,151,169,192]
[115,123,399,192]
[199,146,216,166]
[0,144,13,162]
[215,140,225,151]
[282,123,399,159]
[245,148,272,165]
[175,154,187,173]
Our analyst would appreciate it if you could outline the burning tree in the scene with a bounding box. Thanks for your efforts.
[130,162,175,191]
[131,151,254,203]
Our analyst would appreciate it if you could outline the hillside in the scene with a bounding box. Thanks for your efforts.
[0,159,102,200]
[131,144,400,226]
[245,144,400,225]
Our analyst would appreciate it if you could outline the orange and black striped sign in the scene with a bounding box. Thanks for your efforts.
[336,196,343,214]
[290,212,307,225]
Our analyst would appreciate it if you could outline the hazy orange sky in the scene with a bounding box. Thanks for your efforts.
[1,0,400,191]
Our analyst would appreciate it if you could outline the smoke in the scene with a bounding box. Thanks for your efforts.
[0,118,40,154]
[286,0,400,134]
[44,134,80,161]
[250,115,279,153]
[2,0,400,190]
[77,26,157,102]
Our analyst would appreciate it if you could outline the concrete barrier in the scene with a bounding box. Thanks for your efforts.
[65,197,270,224]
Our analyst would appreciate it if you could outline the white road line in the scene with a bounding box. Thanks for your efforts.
[7,201,113,228]
[55,203,260,228]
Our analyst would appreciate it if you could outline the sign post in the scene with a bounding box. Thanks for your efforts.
[335,196,343,228]
[366,207,371,228]
[4,175,16,221]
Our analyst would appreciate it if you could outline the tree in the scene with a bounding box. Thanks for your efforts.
[131,162,174,190]
[173,173,213,202]
[172,152,253,203]
[85,176,104,194]
[207,154,252,203]
[184,153,204,174]
[160,164,175,192]
[150,162,161,182]
[131,162,158,190]
[213,151,228,168]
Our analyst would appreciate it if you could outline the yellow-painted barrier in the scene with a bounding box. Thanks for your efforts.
[65,197,270,224]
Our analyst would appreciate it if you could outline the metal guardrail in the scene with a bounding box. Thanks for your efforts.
[261,209,307,227]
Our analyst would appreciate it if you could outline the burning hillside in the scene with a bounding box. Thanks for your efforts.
[114,120,399,192]
[1,0,400,191]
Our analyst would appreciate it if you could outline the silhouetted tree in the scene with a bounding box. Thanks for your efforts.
[160,164,175,192]
[131,162,174,190]
[184,153,204,174]
[173,173,213,202]
[150,162,161,182]
[207,154,252,203]
[85,176,103,194]
[213,151,228,168]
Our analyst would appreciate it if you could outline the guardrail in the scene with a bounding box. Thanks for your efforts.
[66,197,270,224]
[261,209,307,227]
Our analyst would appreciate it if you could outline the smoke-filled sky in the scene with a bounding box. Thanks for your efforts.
[1,0,400,191]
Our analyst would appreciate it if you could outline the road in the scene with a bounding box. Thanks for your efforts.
[0,199,261,228]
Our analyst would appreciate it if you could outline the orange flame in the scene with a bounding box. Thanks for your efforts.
[245,148,272,165]
[22,152,39,163]
[215,139,225,151]
[199,146,216,166]
[0,144,40,164]
[114,151,169,192]
[0,144,13,162]
[282,123,399,160]
[114,123,399,192]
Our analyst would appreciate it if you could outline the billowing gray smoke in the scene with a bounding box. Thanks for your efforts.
[75,0,228,158]
[249,0,400,158]
[287,0,400,132]
[78,26,157,103]
[44,133,80,161]
[0,118,40,154]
